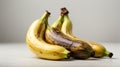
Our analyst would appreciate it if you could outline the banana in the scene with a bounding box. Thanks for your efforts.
[87,41,113,58]
[26,11,70,60]
[60,7,113,58]
[45,20,94,59]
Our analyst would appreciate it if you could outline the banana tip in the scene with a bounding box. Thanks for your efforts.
[45,10,51,15]
[109,52,113,58]
[61,7,69,16]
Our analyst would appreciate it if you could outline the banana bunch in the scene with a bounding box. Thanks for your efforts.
[26,8,113,60]
[51,7,113,58]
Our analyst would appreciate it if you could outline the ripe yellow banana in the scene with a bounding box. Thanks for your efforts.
[45,18,94,59]
[26,11,70,60]
[60,7,113,58]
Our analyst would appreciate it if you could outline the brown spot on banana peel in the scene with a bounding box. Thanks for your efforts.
[46,28,73,49]
[45,27,94,59]
[70,41,94,59]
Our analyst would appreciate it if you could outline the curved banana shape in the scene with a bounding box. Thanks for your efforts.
[45,22,94,59]
[26,11,70,60]
[60,7,113,58]
[87,41,113,58]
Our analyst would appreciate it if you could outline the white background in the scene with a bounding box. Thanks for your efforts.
[0,0,120,43]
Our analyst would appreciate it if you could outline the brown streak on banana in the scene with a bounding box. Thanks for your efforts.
[45,27,94,59]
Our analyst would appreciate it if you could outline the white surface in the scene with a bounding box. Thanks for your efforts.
[0,0,120,43]
[0,43,120,67]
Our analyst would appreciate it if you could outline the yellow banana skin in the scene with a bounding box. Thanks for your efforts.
[26,11,70,60]
[60,7,113,58]
[87,41,113,58]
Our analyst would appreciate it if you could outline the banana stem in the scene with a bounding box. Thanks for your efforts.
[64,14,70,19]
[41,11,51,30]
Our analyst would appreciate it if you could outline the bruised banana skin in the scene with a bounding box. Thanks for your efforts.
[26,11,70,60]
[60,7,113,58]
[45,26,94,59]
